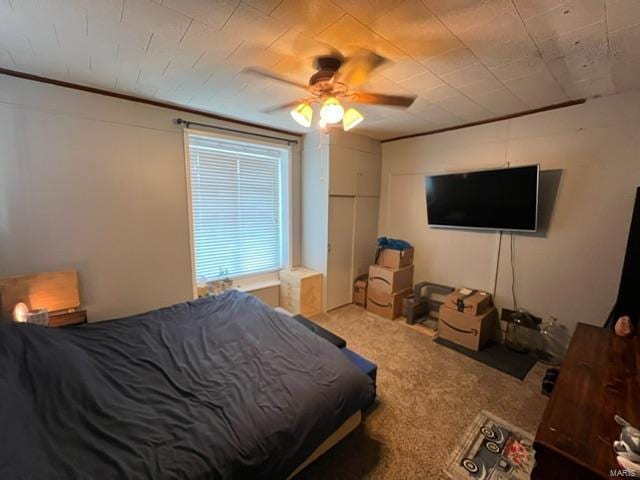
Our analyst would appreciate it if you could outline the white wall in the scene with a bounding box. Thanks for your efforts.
[301,129,329,276]
[0,75,300,321]
[380,91,640,332]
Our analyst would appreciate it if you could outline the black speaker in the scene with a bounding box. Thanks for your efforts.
[606,187,640,328]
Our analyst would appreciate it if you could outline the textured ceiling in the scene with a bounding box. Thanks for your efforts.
[1,0,639,140]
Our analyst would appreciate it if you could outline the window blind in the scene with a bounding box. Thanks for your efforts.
[187,133,288,281]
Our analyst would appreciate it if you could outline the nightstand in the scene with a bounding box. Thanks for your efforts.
[48,309,87,327]
[279,268,322,317]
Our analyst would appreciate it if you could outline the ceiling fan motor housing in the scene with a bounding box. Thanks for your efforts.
[313,56,342,74]
[309,56,348,97]
[310,56,342,84]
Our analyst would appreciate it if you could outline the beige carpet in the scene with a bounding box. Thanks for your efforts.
[296,305,548,480]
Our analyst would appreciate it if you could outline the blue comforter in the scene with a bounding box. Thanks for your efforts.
[0,290,373,479]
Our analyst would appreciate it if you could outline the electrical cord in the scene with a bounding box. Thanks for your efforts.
[492,159,511,302]
[492,231,503,299]
[511,232,517,310]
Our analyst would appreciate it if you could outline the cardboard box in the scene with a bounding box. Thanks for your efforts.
[368,264,414,296]
[438,307,498,351]
[354,278,367,308]
[376,247,414,269]
[366,288,411,320]
[443,288,492,316]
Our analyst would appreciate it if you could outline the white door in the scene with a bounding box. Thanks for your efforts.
[328,145,359,195]
[327,196,355,310]
[356,151,381,197]
[353,197,380,277]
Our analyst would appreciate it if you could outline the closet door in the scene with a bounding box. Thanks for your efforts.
[353,197,380,278]
[328,145,358,195]
[327,196,355,310]
[356,152,381,197]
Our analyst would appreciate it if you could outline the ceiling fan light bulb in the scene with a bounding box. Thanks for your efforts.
[319,97,344,124]
[290,103,313,128]
[343,108,364,131]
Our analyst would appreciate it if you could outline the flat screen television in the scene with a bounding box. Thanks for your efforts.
[425,165,539,232]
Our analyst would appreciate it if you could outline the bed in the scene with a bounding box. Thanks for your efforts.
[0,290,374,479]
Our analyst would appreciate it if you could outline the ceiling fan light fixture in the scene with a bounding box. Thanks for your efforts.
[290,103,313,128]
[343,108,364,131]
[319,97,344,124]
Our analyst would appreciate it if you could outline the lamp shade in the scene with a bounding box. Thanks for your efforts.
[290,103,313,128]
[12,302,29,322]
[343,108,364,131]
[319,97,344,124]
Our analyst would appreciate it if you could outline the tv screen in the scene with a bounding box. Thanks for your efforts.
[425,165,539,231]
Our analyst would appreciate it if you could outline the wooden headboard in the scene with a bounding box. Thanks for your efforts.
[0,271,80,320]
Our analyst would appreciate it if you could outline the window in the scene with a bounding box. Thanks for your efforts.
[186,132,290,281]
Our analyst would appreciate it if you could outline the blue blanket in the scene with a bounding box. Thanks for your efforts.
[376,237,412,251]
[0,291,373,479]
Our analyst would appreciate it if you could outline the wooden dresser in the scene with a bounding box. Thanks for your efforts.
[532,323,640,479]
[279,268,322,317]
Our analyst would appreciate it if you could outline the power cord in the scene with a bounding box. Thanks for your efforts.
[492,231,503,299]
[492,159,511,302]
[511,232,517,310]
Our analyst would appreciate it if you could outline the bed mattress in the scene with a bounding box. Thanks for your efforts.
[0,290,374,479]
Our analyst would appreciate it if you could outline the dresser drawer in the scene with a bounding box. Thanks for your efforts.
[279,268,322,316]
[280,282,300,297]
[280,295,301,314]
[279,282,298,305]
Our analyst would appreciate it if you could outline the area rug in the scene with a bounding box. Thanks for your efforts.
[443,410,536,480]
[434,338,537,380]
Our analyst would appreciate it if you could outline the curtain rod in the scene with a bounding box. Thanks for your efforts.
[175,118,299,145]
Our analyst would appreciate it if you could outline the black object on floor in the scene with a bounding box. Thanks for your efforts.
[541,367,560,396]
[434,337,537,380]
[292,314,347,349]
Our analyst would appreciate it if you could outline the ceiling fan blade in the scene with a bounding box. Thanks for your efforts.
[313,40,345,63]
[348,91,417,107]
[261,100,305,114]
[334,49,388,87]
[241,67,308,90]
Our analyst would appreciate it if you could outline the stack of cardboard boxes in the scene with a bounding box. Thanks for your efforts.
[438,288,498,351]
[366,247,414,319]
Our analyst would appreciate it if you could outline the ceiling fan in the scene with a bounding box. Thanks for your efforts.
[242,49,417,131]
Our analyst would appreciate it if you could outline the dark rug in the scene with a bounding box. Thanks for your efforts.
[434,338,537,380]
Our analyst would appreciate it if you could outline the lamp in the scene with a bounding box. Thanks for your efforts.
[319,97,344,124]
[12,302,29,323]
[290,103,313,128]
[343,108,364,131]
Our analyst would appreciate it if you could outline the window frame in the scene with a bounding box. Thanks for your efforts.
[183,128,293,297]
